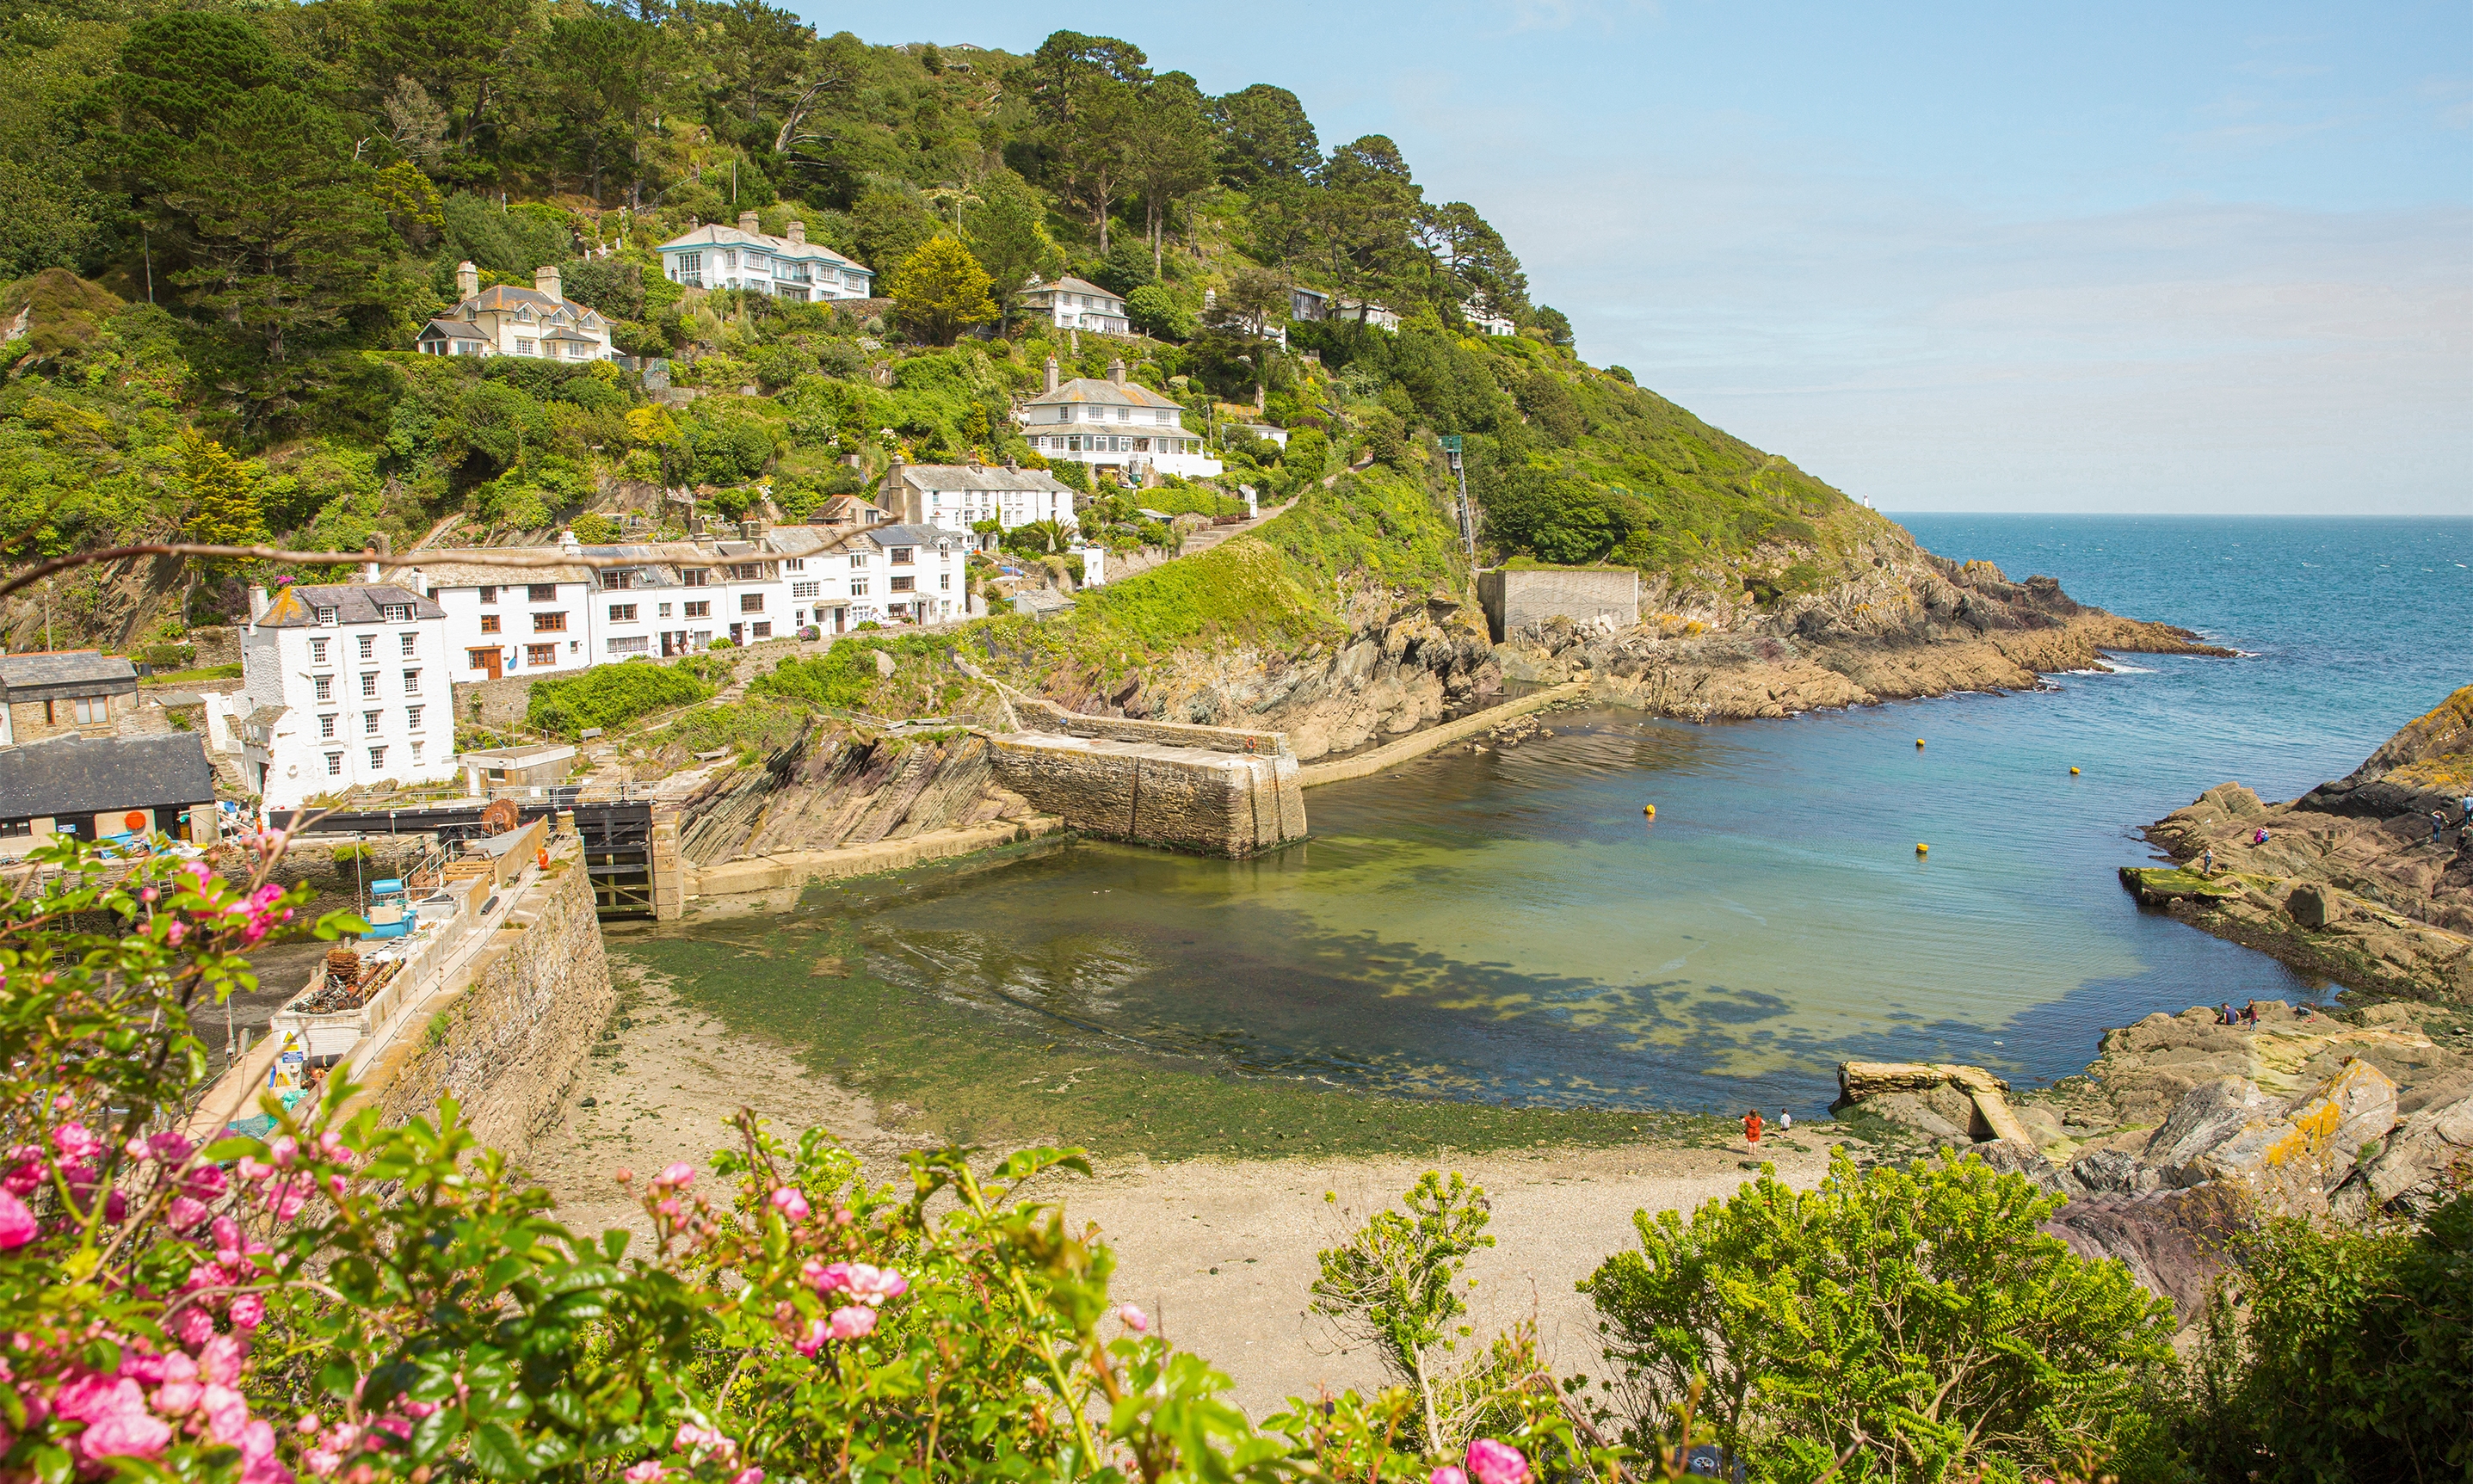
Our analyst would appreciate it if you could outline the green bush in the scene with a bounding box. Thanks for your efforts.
[523,659,713,736]
[1581,1148,2176,1481]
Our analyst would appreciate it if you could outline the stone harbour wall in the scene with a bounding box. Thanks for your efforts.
[990,733,1305,856]
[369,851,614,1162]
[1012,698,1292,757]
[1477,569,1639,643]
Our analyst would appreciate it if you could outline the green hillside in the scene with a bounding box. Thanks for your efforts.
[0,6,1883,651]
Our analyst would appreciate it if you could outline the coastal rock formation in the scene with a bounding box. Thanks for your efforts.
[1496,548,2228,723]
[677,727,1035,865]
[2128,683,2473,1001]
[1833,1061,2037,1146]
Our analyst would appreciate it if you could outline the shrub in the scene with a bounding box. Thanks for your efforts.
[1581,1148,2176,1481]
[524,660,713,736]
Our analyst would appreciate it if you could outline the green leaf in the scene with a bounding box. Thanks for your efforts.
[467,1421,527,1479]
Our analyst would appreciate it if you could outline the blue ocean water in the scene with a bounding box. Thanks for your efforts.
[683,518,2473,1118]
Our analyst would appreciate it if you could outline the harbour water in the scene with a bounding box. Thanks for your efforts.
[643,517,2473,1118]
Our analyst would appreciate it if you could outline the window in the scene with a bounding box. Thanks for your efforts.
[792,581,820,599]
[784,558,805,572]
[402,668,420,694]
[891,547,914,564]
[319,714,337,739]
[750,622,771,638]
[891,576,915,593]
[849,554,867,568]
[728,563,764,581]
[533,611,567,632]
[739,594,764,613]
[1117,407,1132,422]
[682,569,709,587]
[607,636,650,656]
[360,673,379,699]
[675,251,702,287]
[363,710,380,734]
[683,600,711,619]
[1052,406,1071,423]
[379,604,410,623]
[357,635,375,660]
[367,747,385,770]
[607,604,638,622]
[527,583,558,601]
[326,754,344,777]
[515,338,536,355]
[479,587,497,604]
[526,644,558,667]
[657,602,673,618]
[72,696,105,724]
[850,580,869,596]
[400,632,418,656]
[313,675,333,702]
[1154,409,1173,424]
[406,705,423,730]
[315,607,338,626]
[309,638,329,663]
[939,574,951,590]
[410,741,423,763]
[466,648,496,670]
[479,613,501,633]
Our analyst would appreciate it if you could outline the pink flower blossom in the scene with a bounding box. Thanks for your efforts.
[768,1186,810,1222]
[1117,1304,1148,1332]
[202,1384,250,1444]
[1430,1469,1469,1484]
[1465,1440,1530,1484]
[653,1162,694,1189]
[169,1196,212,1230]
[3,1151,41,1197]
[237,1157,272,1183]
[79,1407,172,1461]
[792,1319,829,1358]
[731,1470,763,1484]
[624,1462,666,1482]
[672,1422,731,1456]
[200,1335,246,1387]
[268,1136,299,1170]
[231,1293,265,1330]
[213,1215,245,1263]
[157,1377,203,1416]
[184,1163,228,1200]
[150,1130,195,1165]
[165,921,187,947]
[843,1264,907,1307]
[52,1124,101,1163]
[170,1308,216,1345]
[0,1191,37,1249]
[827,1306,876,1341]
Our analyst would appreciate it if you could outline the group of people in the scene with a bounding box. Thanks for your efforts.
[2432,797,2473,844]
[1742,1108,1792,1145]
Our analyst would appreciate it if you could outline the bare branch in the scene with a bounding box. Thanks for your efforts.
[1,543,634,601]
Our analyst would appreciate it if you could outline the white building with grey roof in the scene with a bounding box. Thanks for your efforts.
[238,572,458,808]
[656,213,875,302]
[878,460,1076,540]
[401,552,596,684]
[1016,357,1221,483]
[1019,275,1129,336]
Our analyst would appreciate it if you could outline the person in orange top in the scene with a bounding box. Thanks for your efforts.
[1743,1109,1763,1146]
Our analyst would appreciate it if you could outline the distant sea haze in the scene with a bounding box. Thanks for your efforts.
[668,517,2473,1116]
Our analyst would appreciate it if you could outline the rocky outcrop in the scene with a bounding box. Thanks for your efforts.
[678,725,1033,865]
[1834,1062,2035,1147]
[2131,686,2473,1002]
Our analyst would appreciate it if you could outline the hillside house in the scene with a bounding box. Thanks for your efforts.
[405,555,596,683]
[1017,357,1221,483]
[841,524,971,626]
[415,264,617,360]
[0,651,139,747]
[879,460,1076,541]
[238,576,458,808]
[657,214,874,301]
[1463,301,1516,337]
[1021,276,1129,336]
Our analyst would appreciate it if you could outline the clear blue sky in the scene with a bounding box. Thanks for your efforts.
[796,1,2472,514]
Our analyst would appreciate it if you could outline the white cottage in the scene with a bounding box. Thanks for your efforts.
[239,576,458,809]
[1019,276,1130,336]
[879,460,1076,542]
[415,264,618,361]
[404,554,596,683]
[656,213,875,301]
[1015,357,1221,483]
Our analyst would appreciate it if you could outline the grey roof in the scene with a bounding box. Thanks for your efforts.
[887,463,1075,496]
[459,286,607,324]
[0,733,216,821]
[408,552,595,589]
[1024,276,1117,303]
[1022,377,1185,411]
[860,524,970,549]
[654,223,870,273]
[256,583,445,627]
[0,651,138,700]
[1010,588,1073,616]
[417,319,490,341]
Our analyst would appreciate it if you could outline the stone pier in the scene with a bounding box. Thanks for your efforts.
[989,700,1307,856]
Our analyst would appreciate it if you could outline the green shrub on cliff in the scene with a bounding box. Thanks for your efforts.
[525,659,713,737]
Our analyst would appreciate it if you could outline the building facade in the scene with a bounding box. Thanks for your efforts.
[403,556,596,685]
[0,733,217,857]
[656,214,874,301]
[1019,276,1129,336]
[415,264,619,360]
[1016,357,1222,483]
[0,652,139,748]
[879,461,1077,539]
[238,578,459,808]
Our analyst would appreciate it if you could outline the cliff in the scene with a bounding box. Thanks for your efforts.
[2126,683,2473,1001]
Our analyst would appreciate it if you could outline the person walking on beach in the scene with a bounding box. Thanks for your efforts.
[1779,1109,1793,1135]
[1743,1109,1764,1147]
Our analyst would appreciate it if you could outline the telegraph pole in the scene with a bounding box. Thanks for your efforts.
[1440,435,1476,563]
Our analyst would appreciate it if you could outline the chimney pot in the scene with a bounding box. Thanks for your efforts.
[1043,355,1059,394]
[786,219,805,243]
[456,261,480,299]
[533,263,562,299]
[1107,357,1126,386]
[737,210,760,234]
[248,586,270,624]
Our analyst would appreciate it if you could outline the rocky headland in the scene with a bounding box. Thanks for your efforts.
[2123,682,2473,1001]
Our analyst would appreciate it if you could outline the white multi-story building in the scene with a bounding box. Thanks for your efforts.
[414,264,620,360]
[1463,301,1516,337]
[841,524,969,626]
[879,461,1076,542]
[1016,357,1221,483]
[656,213,875,301]
[1019,275,1129,336]
[239,576,458,808]
[403,555,595,685]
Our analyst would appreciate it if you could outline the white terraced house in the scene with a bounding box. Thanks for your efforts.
[1016,356,1221,483]
[656,212,875,301]
[1019,276,1129,336]
[879,460,1076,542]
[237,573,459,808]
[403,555,596,684]
[414,263,618,360]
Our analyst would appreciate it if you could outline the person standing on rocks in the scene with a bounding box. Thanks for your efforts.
[1779,1109,1792,1135]
[2200,847,2215,876]
[2435,810,2450,846]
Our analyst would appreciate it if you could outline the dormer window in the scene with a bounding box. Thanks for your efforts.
[379,603,410,623]
[314,607,338,626]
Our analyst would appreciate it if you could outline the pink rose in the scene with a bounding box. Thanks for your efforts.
[79,1409,171,1462]
[1431,1469,1469,1484]
[0,1190,38,1249]
[268,1136,298,1170]
[156,1378,202,1416]
[844,1264,907,1306]
[168,1196,211,1231]
[231,1293,265,1330]
[202,1384,250,1444]
[149,1131,195,1165]
[170,1308,216,1345]
[1117,1304,1148,1333]
[624,1462,665,1483]
[653,1163,694,1189]
[731,1471,763,1484]
[768,1186,810,1222]
[1465,1440,1530,1484]
[792,1319,828,1358]
[52,1124,102,1163]
[200,1334,247,1387]
[827,1306,876,1341]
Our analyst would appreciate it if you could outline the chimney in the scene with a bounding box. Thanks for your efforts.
[1042,355,1059,394]
[533,263,563,299]
[248,586,270,625]
[456,260,479,299]
[1107,357,1126,386]
[559,528,582,556]
[737,210,760,234]
[786,219,806,244]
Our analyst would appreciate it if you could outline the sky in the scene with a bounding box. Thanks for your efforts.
[796,1,2472,514]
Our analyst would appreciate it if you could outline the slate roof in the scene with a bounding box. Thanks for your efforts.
[654,224,870,273]
[0,651,138,700]
[1022,277,1119,304]
[858,524,969,550]
[416,320,490,342]
[885,464,1075,496]
[460,285,606,323]
[256,583,445,628]
[1021,377,1185,412]
[409,554,595,590]
[0,734,216,820]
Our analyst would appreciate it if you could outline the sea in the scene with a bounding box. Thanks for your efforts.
[651,517,2473,1118]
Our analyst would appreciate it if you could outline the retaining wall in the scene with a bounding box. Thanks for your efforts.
[1477,569,1639,642]
[452,674,543,730]
[989,732,1305,856]
[1013,699,1292,756]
